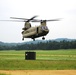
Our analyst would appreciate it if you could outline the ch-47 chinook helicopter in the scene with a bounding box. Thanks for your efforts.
[0,16,60,41]
[10,16,60,41]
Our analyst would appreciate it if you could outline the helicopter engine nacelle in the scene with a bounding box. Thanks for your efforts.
[22,22,31,30]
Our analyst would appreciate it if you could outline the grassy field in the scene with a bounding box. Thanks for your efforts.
[0,49,76,70]
[0,73,7,75]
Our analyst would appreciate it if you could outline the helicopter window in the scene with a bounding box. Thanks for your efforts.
[41,26,48,30]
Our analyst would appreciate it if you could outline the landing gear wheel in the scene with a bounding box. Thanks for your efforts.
[42,37,45,40]
[33,38,35,41]
[22,37,24,40]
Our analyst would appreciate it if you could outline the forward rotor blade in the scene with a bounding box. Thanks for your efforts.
[46,18,60,21]
[31,18,61,22]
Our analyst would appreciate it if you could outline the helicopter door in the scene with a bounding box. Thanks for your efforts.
[37,27,38,34]
[35,27,39,37]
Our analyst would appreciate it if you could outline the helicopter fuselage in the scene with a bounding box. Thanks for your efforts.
[0,16,60,41]
[22,25,49,40]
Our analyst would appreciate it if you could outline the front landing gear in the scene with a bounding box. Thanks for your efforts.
[33,38,35,41]
[22,37,24,40]
[42,36,45,40]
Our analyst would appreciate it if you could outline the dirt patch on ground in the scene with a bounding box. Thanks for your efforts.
[0,70,76,75]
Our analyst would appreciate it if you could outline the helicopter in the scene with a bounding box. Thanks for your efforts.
[1,16,60,41]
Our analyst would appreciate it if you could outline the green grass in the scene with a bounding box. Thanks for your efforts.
[0,49,76,70]
[0,73,9,75]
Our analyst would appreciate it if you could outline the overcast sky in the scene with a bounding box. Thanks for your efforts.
[0,0,76,43]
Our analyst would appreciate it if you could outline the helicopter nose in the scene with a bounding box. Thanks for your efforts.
[43,30,49,33]
[41,26,49,32]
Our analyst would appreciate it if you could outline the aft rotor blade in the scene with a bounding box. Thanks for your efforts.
[10,15,38,21]
[10,17,28,20]
[26,15,38,22]
[0,20,24,22]
[31,20,41,22]
[29,15,38,20]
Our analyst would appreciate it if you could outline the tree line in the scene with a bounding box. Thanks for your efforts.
[0,40,76,50]
[15,40,76,50]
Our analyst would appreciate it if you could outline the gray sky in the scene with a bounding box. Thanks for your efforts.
[0,0,76,43]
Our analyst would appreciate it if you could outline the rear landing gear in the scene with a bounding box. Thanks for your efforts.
[42,36,45,40]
